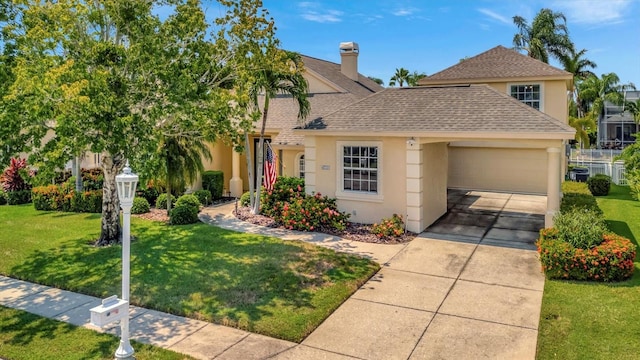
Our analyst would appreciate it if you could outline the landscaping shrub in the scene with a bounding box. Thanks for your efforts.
[587,174,611,196]
[553,209,607,249]
[372,214,405,238]
[261,177,305,216]
[81,168,104,190]
[6,190,31,205]
[274,192,349,232]
[1,158,31,193]
[537,230,636,281]
[138,185,160,206]
[0,190,6,205]
[240,191,252,207]
[131,197,150,214]
[175,194,201,211]
[560,181,602,215]
[155,193,176,209]
[194,189,212,206]
[31,185,101,213]
[625,168,640,200]
[170,205,198,224]
[562,181,590,195]
[202,170,224,199]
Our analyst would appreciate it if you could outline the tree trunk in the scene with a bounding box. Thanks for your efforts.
[166,183,172,215]
[244,132,255,208]
[252,95,270,215]
[96,154,122,246]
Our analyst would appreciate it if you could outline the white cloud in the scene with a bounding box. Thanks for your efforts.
[477,8,511,25]
[297,2,343,23]
[552,0,632,25]
[392,7,417,16]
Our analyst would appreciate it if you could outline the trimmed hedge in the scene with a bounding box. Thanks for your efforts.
[537,229,636,281]
[31,185,102,213]
[131,197,150,214]
[560,181,602,215]
[155,193,176,210]
[202,170,224,200]
[193,189,211,206]
[0,190,6,205]
[587,174,611,196]
[169,194,200,225]
[6,190,31,205]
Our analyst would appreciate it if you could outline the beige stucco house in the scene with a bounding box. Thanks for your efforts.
[296,45,575,233]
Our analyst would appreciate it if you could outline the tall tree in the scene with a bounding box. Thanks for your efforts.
[579,73,633,118]
[388,68,410,87]
[407,71,427,86]
[248,50,310,214]
[625,98,640,123]
[1,0,261,245]
[559,48,597,117]
[513,8,574,63]
[569,114,596,148]
[367,76,384,86]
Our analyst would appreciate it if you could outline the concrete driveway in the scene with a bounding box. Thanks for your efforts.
[284,190,546,360]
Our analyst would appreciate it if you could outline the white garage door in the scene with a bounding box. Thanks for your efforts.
[448,146,547,194]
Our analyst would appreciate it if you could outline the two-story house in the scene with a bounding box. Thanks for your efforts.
[297,45,575,233]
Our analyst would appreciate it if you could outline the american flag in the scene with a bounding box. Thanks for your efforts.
[263,143,277,191]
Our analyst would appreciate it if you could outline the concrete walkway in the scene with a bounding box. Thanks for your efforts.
[0,190,546,359]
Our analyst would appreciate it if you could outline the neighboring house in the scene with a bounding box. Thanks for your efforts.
[296,45,575,232]
[203,42,383,197]
[597,90,640,149]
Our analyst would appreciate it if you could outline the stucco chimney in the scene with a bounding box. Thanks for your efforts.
[339,42,359,81]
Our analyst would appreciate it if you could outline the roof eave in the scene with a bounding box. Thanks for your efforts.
[294,129,575,140]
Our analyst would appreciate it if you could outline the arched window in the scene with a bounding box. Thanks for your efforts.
[296,153,305,179]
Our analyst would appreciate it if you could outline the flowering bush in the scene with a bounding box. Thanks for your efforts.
[31,185,102,213]
[372,214,405,238]
[265,191,349,232]
[537,231,636,282]
[1,158,30,192]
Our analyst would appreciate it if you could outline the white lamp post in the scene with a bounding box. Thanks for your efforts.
[115,161,138,360]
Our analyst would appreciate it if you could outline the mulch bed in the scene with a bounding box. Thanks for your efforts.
[234,206,414,244]
[134,203,415,244]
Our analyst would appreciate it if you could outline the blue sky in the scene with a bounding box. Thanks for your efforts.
[255,0,640,87]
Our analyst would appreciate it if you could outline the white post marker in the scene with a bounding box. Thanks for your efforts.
[115,161,138,360]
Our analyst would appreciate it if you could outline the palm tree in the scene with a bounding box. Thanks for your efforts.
[388,68,410,87]
[513,8,574,63]
[569,114,596,148]
[160,133,212,214]
[579,73,628,118]
[558,48,597,117]
[407,71,427,86]
[626,98,640,123]
[367,76,384,86]
[250,50,310,214]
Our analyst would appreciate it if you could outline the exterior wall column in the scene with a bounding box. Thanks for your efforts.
[406,142,424,233]
[546,147,561,228]
[229,151,243,198]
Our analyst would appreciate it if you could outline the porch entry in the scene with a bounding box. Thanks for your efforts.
[252,138,274,186]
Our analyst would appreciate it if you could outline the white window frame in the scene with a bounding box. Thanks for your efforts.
[295,152,305,179]
[336,141,383,202]
[508,83,544,112]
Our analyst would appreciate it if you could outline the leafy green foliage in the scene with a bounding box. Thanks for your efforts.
[193,189,211,206]
[553,209,607,249]
[155,193,175,210]
[174,194,200,211]
[587,174,611,196]
[6,190,31,205]
[31,185,102,213]
[240,191,253,207]
[561,181,602,215]
[562,180,590,195]
[261,176,305,212]
[372,214,405,238]
[169,204,199,225]
[131,197,150,214]
[138,186,160,206]
[202,170,224,200]
[0,189,6,205]
[512,8,574,64]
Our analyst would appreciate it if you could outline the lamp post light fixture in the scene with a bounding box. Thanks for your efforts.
[114,161,138,360]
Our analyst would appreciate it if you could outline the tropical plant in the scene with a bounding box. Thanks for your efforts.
[568,114,596,148]
[579,73,632,117]
[512,8,574,63]
[367,76,384,86]
[248,50,310,214]
[558,48,597,117]
[407,71,427,86]
[388,67,410,87]
[625,98,640,123]
[0,157,30,192]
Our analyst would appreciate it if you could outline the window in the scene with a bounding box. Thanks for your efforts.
[297,154,305,178]
[342,145,378,193]
[510,84,541,110]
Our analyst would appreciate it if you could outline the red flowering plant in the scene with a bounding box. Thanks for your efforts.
[372,214,405,239]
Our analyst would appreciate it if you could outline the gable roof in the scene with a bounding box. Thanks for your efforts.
[419,45,572,85]
[263,54,384,146]
[301,55,384,97]
[300,84,575,139]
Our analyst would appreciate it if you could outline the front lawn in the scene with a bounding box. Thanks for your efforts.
[0,306,193,360]
[0,205,379,342]
[537,185,640,359]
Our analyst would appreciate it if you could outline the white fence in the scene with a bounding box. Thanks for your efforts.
[569,149,623,162]
[569,160,627,185]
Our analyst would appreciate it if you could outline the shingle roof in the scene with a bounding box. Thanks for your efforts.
[262,93,360,145]
[419,46,572,84]
[302,85,575,137]
[301,55,384,97]
[260,54,384,145]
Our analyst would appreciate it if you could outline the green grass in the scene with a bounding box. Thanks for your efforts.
[0,205,379,342]
[0,306,193,360]
[537,185,640,360]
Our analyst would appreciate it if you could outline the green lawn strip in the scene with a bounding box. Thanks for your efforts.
[0,306,193,360]
[537,185,640,360]
[0,205,379,342]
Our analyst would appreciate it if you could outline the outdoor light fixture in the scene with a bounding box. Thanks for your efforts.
[407,137,416,147]
[114,161,138,360]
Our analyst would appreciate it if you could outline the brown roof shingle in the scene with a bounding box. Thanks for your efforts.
[302,84,575,137]
[301,55,384,97]
[419,45,572,84]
